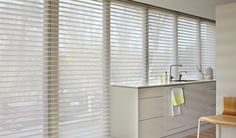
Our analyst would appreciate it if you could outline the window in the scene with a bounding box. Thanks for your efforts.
[201,21,216,78]
[59,0,109,137]
[110,3,216,84]
[178,16,199,79]
[0,0,216,137]
[0,0,109,138]
[0,0,45,137]
[110,1,145,84]
[148,9,175,83]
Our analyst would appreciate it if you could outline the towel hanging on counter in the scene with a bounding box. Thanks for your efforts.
[171,88,185,105]
[171,88,185,116]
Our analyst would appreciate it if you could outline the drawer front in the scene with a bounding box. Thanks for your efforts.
[164,116,186,136]
[139,87,164,99]
[139,96,164,120]
[139,117,164,138]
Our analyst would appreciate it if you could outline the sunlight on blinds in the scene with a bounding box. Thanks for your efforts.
[148,9,175,83]
[178,16,199,79]
[111,1,145,84]
[0,0,46,137]
[59,0,109,137]
[201,21,216,78]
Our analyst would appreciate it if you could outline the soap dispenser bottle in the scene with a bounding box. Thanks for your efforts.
[165,71,168,83]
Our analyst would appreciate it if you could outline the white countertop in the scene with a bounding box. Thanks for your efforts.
[111,79,216,88]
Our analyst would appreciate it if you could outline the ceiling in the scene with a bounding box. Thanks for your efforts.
[134,0,236,20]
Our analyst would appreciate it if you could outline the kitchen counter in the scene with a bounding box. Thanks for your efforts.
[112,79,216,88]
[110,80,216,138]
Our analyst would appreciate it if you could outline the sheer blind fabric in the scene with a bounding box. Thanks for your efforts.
[110,1,216,83]
[0,0,45,137]
[148,10,175,83]
[0,0,216,138]
[110,2,144,84]
[177,17,199,79]
[0,0,109,138]
[201,22,216,78]
[59,0,109,137]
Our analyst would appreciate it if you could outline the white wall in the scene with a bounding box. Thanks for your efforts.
[134,0,236,20]
[216,2,236,138]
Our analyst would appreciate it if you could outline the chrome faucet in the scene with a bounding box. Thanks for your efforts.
[169,64,182,82]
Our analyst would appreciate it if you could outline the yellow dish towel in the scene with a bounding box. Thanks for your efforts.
[171,88,185,106]
[171,88,184,116]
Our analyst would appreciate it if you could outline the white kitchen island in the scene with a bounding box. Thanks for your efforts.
[110,80,216,138]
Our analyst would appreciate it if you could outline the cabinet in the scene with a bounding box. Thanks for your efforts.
[110,81,216,138]
[139,87,165,138]
[164,83,216,137]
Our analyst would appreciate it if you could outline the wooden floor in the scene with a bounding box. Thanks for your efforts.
[184,127,216,138]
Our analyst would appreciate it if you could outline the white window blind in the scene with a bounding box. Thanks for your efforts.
[59,0,109,138]
[178,17,199,79]
[0,0,216,137]
[148,9,175,83]
[110,1,144,84]
[0,0,47,137]
[201,21,216,78]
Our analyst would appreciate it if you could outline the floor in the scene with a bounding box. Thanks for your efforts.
[184,127,216,138]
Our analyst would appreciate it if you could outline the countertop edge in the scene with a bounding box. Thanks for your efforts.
[111,80,216,89]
